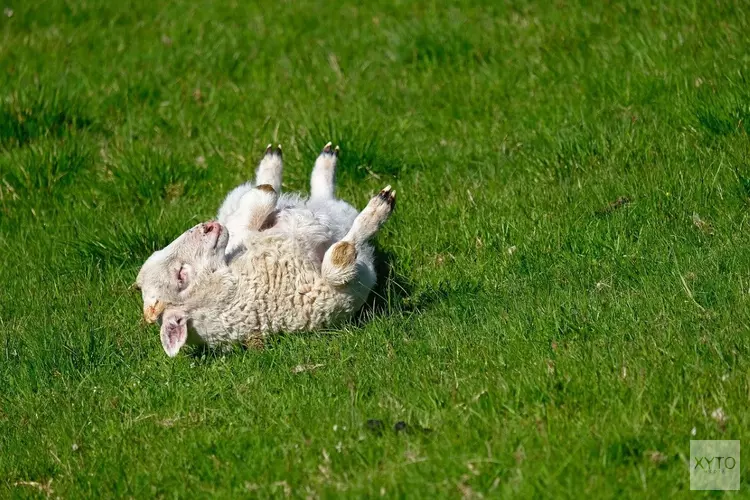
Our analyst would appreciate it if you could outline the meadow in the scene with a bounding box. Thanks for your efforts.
[1,0,750,497]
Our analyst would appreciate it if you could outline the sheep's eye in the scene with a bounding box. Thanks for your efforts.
[177,265,188,290]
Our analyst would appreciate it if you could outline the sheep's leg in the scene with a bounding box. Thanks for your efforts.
[255,144,283,193]
[218,145,282,224]
[224,184,280,254]
[322,185,395,286]
[230,184,279,231]
[310,142,339,200]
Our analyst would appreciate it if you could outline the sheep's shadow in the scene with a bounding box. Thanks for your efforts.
[354,246,428,323]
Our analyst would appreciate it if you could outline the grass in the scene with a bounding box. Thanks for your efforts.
[1,0,749,497]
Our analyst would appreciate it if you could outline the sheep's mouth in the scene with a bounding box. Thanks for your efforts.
[201,221,228,251]
[213,224,230,250]
[210,224,223,248]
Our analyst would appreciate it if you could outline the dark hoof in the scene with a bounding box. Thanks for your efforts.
[322,142,339,156]
[378,185,396,208]
[265,144,282,157]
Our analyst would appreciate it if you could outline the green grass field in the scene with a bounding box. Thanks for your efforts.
[2,0,750,497]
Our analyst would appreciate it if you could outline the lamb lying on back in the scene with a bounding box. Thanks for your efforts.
[135,143,395,357]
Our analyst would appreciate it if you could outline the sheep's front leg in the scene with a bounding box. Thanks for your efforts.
[224,184,279,255]
[256,144,283,193]
[322,185,395,286]
[217,144,283,226]
[310,142,339,200]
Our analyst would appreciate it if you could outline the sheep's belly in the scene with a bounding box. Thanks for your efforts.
[222,242,358,341]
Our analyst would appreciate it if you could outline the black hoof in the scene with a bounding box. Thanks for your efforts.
[265,144,282,157]
[321,142,339,156]
[378,185,396,208]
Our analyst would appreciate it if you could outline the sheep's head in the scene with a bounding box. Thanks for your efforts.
[135,221,230,356]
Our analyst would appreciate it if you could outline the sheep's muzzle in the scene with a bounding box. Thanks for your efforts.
[143,300,166,324]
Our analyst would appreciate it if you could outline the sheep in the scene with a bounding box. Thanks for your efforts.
[135,143,395,357]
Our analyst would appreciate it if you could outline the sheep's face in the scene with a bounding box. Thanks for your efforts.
[136,221,229,356]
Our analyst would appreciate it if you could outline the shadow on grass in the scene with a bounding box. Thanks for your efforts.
[356,247,416,324]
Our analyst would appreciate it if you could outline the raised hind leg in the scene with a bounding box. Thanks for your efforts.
[310,142,338,200]
[322,185,395,286]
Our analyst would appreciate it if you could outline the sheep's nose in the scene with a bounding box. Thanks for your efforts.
[203,221,220,234]
[143,300,165,324]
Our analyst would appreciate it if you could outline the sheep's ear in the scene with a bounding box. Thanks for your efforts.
[160,310,188,357]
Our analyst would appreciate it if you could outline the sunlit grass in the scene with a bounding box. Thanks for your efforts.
[1,0,749,496]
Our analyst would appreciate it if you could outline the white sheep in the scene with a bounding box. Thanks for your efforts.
[135,143,395,357]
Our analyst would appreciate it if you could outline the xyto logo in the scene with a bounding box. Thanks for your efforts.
[694,456,737,474]
[690,440,740,490]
